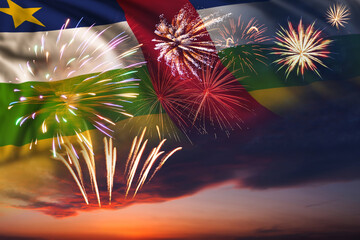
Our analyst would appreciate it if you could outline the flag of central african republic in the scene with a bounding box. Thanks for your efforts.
[0,0,359,168]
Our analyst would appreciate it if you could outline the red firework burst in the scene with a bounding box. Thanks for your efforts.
[147,63,189,129]
[183,60,251,134]
[133,63,189,140]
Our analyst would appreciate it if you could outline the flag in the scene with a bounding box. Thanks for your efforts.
[0,0,278,152]
[0,0,359,218]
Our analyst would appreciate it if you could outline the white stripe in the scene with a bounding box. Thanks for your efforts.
[0,21,144,83]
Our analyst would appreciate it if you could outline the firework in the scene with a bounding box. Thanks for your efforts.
[104,137,117,204]
[125,127,148,198]
[16,19,142,83]
[148,146,183,182]
[125,127,182,198]
[9,19,142,152]
[152,5,227,77]
[53,135,101,206]
[53,152,89,205]
[272,20,332,78]
[216,16,269,73]
[326,3,350,29]
[11,72,139,153]
[132,64,189,141]
[182,60,250,135]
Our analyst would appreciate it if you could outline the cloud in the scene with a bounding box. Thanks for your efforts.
[0,236,45,240]
[232,232,360,240]
[305,200,334,208]
[19,201,79,218]
[2,232,359,240]
[255,226,283,234]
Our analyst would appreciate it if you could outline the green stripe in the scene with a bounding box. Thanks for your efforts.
[219,34,360,91]
[1,67,150,147]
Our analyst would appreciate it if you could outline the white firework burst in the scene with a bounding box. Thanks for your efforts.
[326,3,350,29]
[272,20,332,78]
[152,5,227,77]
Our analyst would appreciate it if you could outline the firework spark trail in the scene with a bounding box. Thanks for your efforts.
[156,125,162,141]
[216,16,269,73]
[125,127,147,176]
[53,144,89,205]
[104,137,117,204]
[125,140,148,198]
[153,5,228,78]
[183,60,250,135]
[63,144,84,186]
[133,64,189,141]
[326,3,350,29]
[53,128,181,204]
[125,127,148,198]
[54,136,101,206]
[53,153,89,205]
[149,147,183,182]
[78,138,101,207]
[125,127,182,199]
[133,140,166,198]
[10,19,142,152]
[272,20,332,78]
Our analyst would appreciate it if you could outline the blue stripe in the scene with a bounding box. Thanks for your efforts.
[0,0,267,32]
[189,0,269,9]
[0,0,126,32]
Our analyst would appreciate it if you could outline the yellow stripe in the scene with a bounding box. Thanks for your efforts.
[250,77,360,115]
[0,113,183,162]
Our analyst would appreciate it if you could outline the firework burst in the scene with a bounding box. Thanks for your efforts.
[9,19,142,152]
[326,3,350,29]
[216,16,269,73]
[132,64,189,141]
[152,5,227,77]
[183,60,250,135]
[272,20,332,78]
[11,71,139,152]
[14,19,142,83]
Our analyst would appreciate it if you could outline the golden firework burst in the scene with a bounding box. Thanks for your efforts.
[326,3,350,29]
[272,20,332,78]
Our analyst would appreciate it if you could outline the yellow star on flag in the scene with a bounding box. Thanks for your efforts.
[0,0,45,28]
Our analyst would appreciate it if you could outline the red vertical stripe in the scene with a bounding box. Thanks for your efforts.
[117,0,276,131]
